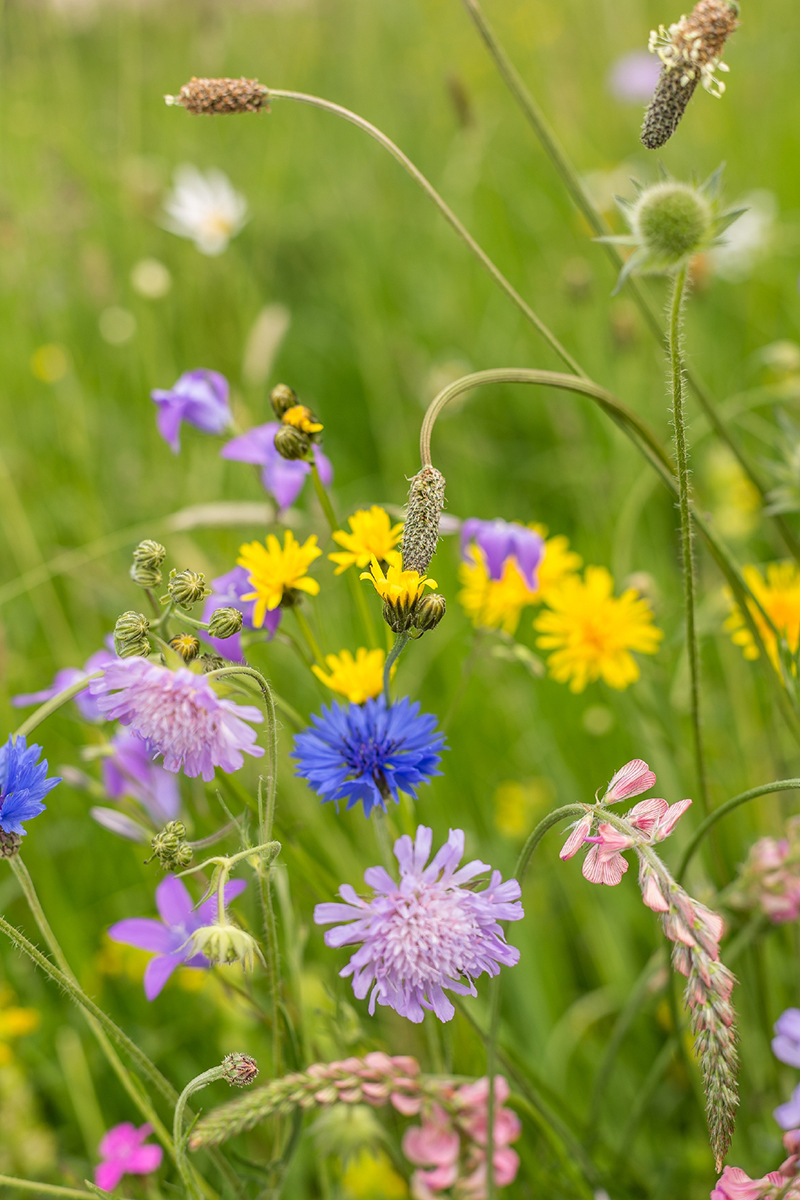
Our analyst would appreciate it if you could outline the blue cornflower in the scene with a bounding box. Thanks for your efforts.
[0,735,61,835]
[292,696,446,817]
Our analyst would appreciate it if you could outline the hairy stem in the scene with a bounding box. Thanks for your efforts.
[383,631,410,700]
[515,805,585,886]
[677,778,800,881]
[0,1179,134,1200]
[174,1066,228,1200]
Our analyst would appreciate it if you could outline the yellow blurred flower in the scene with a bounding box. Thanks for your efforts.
[312,648,389,704]
[535,528,583,599]
[494,778,554,838]
[282,404,323,433]
[458,529,582,636]
[0,990,40,1067]
[361,557,436,617]
[341,1149,408,1199]
[238,531,321,625]
[725,561,800,674]
[534,566,662,692]
[330,507,404,575]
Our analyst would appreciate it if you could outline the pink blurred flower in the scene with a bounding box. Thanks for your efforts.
[95,1122,163,1191]
[710,1165,786,1199]
[607,50,662,103]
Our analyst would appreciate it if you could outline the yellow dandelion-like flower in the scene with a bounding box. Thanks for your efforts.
[534,566,663,693]
[329,506,404,575]
[282,404,323,434]
[724,562,800,675]
[457,531,582,636]
[361,556,436,620]
[533,527,583,600]
[238,530,321,627]
[311,648,390,704]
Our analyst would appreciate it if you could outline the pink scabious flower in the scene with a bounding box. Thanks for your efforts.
[89,658,264,781]
[95,1122,163,1191]
[314,826,524,1023]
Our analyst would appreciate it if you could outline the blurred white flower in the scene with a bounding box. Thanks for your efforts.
[709,190,777,282]
[162,165,247,256]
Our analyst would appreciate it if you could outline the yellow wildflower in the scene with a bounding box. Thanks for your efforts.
[533,527,583,599]
[361,556,436,621]
[238,530,321,626]
[329,507,404,575]
[724,561,800,674]
[341,1149,407,1199]
[534,566,662,693]
[458,530,582,635]
[282,404,323,433]
[312,648,389,704]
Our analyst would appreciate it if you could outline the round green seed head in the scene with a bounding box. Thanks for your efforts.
[633,182,712,264]
[208,607,244,639]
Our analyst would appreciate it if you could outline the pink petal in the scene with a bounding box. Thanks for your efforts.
[560,814,592,860]
[417,1162,459,1190]
[391,1092,423,1116]
[595,822,635,853]
[126,1144,164,1176]
[654,798,692,840]
[604,759,656,803]
[95,1162,125,1191]
[626,797,668,835]
[641,873,670,912]
[582,845,629,886]
[494,1146,521,1185]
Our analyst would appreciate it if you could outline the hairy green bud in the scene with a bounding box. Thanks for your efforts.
[133,539,167,569]
[169,632,201,662]
[269,382,298,419]
[147,821,193,871]
[165,568,210,611]
[633,182,711,265]
[222,1053,259,1087]
[208,607,244,639]
[274,423,310,460]
[114,612,151,657]
[413,592,446,634]
[189,924,264,971]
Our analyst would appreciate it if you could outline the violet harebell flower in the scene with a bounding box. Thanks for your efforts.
[460,518,544,590]
[0,735,61,836]
[201,565,281,662]
[220,421,333,510]
[314,825,523,1023]
[102,728,181,825]
[292,695,446,817]
[774,1009,800,1069]
[151,369,232,454]
[12,648,117,723]
[108,874,247,999]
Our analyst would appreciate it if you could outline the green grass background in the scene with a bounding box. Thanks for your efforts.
[1,0,800,1196]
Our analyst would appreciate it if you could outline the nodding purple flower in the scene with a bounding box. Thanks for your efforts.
[774,1010,800,1070]
[201,566,281,662]
[460,518,544,590]
[102,728,181,826]
[292,696,446,818]
[12,649,117,723]
[314,825,524,1023]
[89,658,264,782]
[220,421,333,510]
[108,875,247,999]
[0,735,61,836]
[608,50,662,103]
[94,1123,163,1191]
[151,369,232,454]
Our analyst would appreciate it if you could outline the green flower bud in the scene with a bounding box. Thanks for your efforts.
[269,382,298,419]
[130,562,163,589]
[147,821,193,871]
[169,632,201,662]
[274,423,310,461]
[165,568,210,611]
[221,1053,259,1087]
[117,636,152,659]
[633,182,712,265]
[382,600,410,634]
[189,924,264,971]
[200,653,226,673]
[133,539,167,569]
[413,592,446,633]
[208,607,243,639]
[115,612,151,657]
[0,829,22,860]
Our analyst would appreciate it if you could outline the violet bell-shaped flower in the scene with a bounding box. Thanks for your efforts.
[220,421,333,510]
[101,728,181,825]
[151,369,232,454]
[774,1009,800,1069]
[459,518,544,590]
[12,648,117,723]
[200,565,281,662]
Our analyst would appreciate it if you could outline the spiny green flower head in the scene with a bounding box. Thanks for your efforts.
[599,166,745,294]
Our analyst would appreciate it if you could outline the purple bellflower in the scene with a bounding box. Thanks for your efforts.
[102,728,181,825]
[151,369,232,454]
[774,1010,800,1069]
[608,50,662,103]
[314,826,524,1023]
[89,658,264,781]
[0,734,61,835]
[201,565,281,662]
[220,421,333,510]
[460,518,544,590]
[293,696,446,818]
[95,1123,163,1191]
[12,648,117,723]
[108,874,247,999]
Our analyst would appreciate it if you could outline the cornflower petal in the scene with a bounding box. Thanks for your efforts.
[0,734,61,835]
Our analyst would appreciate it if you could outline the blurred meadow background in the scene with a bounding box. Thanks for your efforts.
[2,0,800,1196]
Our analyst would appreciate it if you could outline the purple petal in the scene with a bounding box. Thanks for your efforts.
[263,457,308,510]
[155,403,183,454]
[193,878,247,928]
[155,876,195,927]
[108,918,174,954]
[143,953,184,1000]
[220,423,279,464]
[315,447,334,486]
[775,1086,800,1131]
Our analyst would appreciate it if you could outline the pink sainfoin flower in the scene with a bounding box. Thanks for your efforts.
[729,817,800,924]
[314,826,523,1023]
[711,1130,800,1198]
[95,1122,163,1191]
[89,658,264,781]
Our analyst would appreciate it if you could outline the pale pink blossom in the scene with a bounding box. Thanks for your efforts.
[559,814,592,860]
[710,1165,785,1199]
[581,824,634,886]
[604,758,656,802]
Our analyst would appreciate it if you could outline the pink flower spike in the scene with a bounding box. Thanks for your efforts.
[626,797,669,837]
[391,1091,423,1116]
[653,797,692,841]
[582,842,629,886]
[560,814,592,860]
[641,871,670,912]
[402,1108,460,1167]
[604,759,656,803]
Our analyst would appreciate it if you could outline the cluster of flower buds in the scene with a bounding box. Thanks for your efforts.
[130,540,167,589]
[728,817,800,924]
[188,1052,520,1197]
[270,383,324,462]
[114,611,152,658]
[712,1130,800,1199]
[146,821,193,871]
[164,568,210,611]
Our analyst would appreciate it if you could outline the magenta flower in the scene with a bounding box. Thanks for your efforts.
[460,518,544,590]
[220,421,333,510]
[201,565,281,662]
[95,1122,163,1191]
[710,1165,785,1200]
[101,728,181,825]
[89,658,264,781]
[607,50,662,103]
[774,1010,800,1069]
[314,826,523,1023]
[108,874,247,999]
[12,648,116,723]
[151,369,232,454]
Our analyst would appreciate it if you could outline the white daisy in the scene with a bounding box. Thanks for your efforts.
[161,165,247,256]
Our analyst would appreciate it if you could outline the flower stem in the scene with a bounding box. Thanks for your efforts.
[515,804,586,886]
[12,672,103,739]
[372,807,396,874]
[174,1066,229,1200]
[485,975,501,1200]
[383,631,410,701]
[293,606,326,668]
[0,1179,135,1200]
[677,778,800,882]
[668,266,708,815]
[310,456,338,533]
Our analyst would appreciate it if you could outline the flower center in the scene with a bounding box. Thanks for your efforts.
[375,884,480,986]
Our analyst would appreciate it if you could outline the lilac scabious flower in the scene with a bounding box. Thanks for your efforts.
[314,826,524,1023]
[201,565,281,662]
[292,696,446,817]
[108,875,247,999]
[95,1122,163,1191]
[151,369,232,454]
[89,658,263,782]
[460,518,544,590]
[220,421,333,510]
[12,648,117,723]
[102,728,181,825]
[0,735,61,836]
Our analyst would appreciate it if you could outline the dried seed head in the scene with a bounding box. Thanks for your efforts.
[0,829,22,859]
[165,77,270,116]
[222,1053,259,1087]
[401,466,446,576]
[642,0,739,149]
